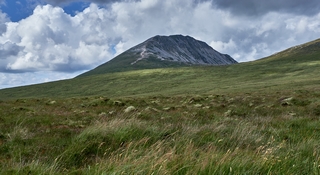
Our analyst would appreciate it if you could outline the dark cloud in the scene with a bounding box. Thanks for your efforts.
[212,0,320,16]
[0,42,22,58]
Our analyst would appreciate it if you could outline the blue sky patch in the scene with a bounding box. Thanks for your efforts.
[1,0,33,22]
[0,0,90,22]
[62,1,90,16]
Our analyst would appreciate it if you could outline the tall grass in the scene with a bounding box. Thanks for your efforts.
[1,92,319,174]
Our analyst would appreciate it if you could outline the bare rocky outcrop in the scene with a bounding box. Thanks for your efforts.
[129,35,237,65]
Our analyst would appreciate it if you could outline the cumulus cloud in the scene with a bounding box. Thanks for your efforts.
[1,0,320,73]
[1,0,320,88]
[108,0,320,62]
[0,4,117,73]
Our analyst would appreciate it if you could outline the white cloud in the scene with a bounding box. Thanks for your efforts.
[0,9,8,33]
[210,39,237,54]
[0,71,83,89]
[285,14,320,35]
[2,0,320,72]
[1,0,320,88]
[1,4,117,73]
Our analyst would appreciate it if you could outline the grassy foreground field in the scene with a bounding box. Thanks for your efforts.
[1,91,320,174]
[1,40,320,174]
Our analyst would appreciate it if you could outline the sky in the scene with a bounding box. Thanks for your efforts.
[1,0,320,89]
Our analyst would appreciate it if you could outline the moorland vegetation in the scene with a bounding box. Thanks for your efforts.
[0,39,320,174]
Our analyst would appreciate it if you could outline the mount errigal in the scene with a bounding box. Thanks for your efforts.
[79,35,237,77]
[130,35,237,65]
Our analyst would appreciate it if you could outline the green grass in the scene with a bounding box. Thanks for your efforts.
[1,48,320,100]
[77,52,191,77]
[0,92,319,174]
[0,39,320,174]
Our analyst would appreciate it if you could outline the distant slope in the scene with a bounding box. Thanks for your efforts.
[251,38,320,68]
[78,35,237,77]
[0,38,320,100]
[268,38,320,58]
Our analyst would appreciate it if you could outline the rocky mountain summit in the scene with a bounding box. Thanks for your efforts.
[78,35,237,77]
[129,35,237,65]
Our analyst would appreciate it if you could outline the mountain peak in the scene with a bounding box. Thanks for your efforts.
[129,34,237,65]
[78,35,237,77]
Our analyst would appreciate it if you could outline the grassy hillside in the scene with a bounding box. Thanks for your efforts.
[0,39,320,174]
[0,43,320,99]
[77,52,190,77]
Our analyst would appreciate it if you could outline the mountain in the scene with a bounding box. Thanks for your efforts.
[0,37,320,100]
[78,35,237,77]
[130,35,237,65]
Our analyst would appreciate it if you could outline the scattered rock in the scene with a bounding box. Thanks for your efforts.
[114,101,125,106]
[207,95,215,98]
[188,96,204,104]
[224,109,232,117]
[281,97,293,106]
[124,106,136,113]
[100,97,110,102]
[73,109,87,114]
[47,101,56,105]
[98,112,107,117]
[288,112,297,117]
[284,97,293,101]
[145,107,161,113]
[151,100,160,105]
[163,107,175,111]
[227,98,234,103]
[194,104,203,108]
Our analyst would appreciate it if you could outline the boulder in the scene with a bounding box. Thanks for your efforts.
[124,106,136,113]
